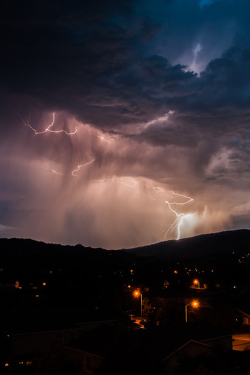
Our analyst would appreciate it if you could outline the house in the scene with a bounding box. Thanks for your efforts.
[160,340,214,371]
[65,325,116,374]
[10,325,83,356]
[3,310,117,370]
[236,308,250,326]
[66,323,232,375]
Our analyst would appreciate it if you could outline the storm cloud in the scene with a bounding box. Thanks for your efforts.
[0,0,250,248]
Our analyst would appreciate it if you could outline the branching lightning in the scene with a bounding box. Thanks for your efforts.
[19,113,78,135]
[18,109,197,243]
[72,159,95,177]
[165,191,196,240]
[145,184,164,200]
[145,185,163,194]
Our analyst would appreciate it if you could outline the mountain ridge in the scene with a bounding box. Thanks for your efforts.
[122,229,250,259]
[1,229,250,261]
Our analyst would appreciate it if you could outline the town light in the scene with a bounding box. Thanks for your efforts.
[193,279,200,288]
[134,290,143,317]
[185,300,199,322]
[192,300,199,308]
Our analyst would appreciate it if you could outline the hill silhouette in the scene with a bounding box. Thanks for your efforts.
[0,230,250,261]
[123,229,250,259]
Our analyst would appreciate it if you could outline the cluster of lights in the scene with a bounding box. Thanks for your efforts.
[5,361,32,367]
[133,288,200,323]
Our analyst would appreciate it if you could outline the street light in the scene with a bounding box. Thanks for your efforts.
[134,290,143,318]
[185,300,199,322]
[193,279,200,289]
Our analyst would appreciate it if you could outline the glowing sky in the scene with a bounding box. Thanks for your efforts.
[1,0,250,249]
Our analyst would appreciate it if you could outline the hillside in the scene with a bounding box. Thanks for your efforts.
[123,229,250,259]
[1,230,250,263]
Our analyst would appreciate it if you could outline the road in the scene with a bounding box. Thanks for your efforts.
[233,334,250,351]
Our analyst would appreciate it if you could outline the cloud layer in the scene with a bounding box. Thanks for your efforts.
[0,0,250,248]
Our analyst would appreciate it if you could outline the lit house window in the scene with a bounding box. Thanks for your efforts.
[85,355,92,372]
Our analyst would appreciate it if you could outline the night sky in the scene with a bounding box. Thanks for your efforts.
[1,0,250,249]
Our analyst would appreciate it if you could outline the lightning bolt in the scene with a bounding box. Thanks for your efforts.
[145,184,164,199]
[72,159,95,177]
[145,185,164,194]
[112,177,137,188]
[165,191,197,240]
[49,169,63,176]
[97,136,111,144]
[19,113,78,135]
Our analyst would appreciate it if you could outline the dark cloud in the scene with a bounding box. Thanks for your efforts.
[1,0,250,247]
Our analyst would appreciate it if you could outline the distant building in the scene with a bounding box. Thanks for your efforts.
[66,323,232,374]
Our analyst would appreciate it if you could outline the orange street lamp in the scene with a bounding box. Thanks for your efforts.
[193,279,200,288]
[185,300,199,322]
[134,290,143,318]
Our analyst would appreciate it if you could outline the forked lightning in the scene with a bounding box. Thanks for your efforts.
[19,113,78,135]
[165,191,196,240]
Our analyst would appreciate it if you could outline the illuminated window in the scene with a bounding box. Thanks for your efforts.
[42,282,46,286]
[174,270,178,274]
[5,363,9,367]
[15,280,22,289]
[26,361,32,366]
[36,295,39,298]
[19,362,24,365]
[85,355,92,372]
